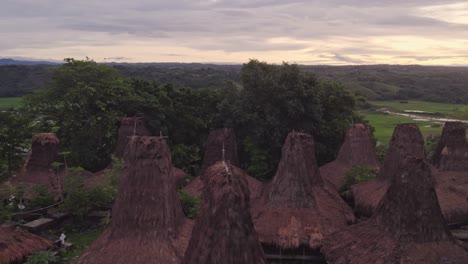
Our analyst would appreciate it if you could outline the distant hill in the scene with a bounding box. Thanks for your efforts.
[0,58,60,65]
[1,62,468,104]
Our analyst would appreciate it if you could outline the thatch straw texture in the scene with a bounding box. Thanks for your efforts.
[432,122,468,171]
[251,132,355,250]
[9,133,63,197]
[114,117,151,159]
[183,162,267,264]
[183,128,262,201]
[199,128,239,178]
[434,169,468,225]
[322,157,468,264]
[320,124,379,189]
[75,136,193,264]
[0,225,55,264]
[172,167,188,188]
[351,124,425,217]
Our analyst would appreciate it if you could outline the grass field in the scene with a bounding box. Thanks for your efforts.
[370,100,467,116]
[363,100,468,143]
[362,110,443,143]
[0,97,22,110]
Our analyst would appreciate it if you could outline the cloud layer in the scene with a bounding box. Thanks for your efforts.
[1,0,468,65]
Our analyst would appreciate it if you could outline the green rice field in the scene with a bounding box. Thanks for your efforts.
[363,100,468,143]
[0,97,22,110]
[370,100,467,116]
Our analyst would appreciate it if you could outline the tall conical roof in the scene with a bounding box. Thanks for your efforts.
[351,124,426,217]
[252,132,355,250]
[114,117,151,159]
[75,136,193,264]
[322,157,468,263]
[378,123,425,181]
[432,121,468,171]
[320,124,379,189]
[12,133,63,195]
[199,128,239,178]
[183,162,267,264]
[183,128,261,201]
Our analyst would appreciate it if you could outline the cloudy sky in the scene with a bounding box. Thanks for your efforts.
[1,0,468,65]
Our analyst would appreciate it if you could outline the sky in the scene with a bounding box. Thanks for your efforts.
[1,0,468,65]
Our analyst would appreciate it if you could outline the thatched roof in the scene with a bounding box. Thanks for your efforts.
[251,132,355,250]
[9,133,63,197]
[183,128,262,201]
[432,121,468,171]
[114,117,151,159]
[0,225,55,264]
[182,172,262,201]
[351,123,425,217]
[75,136,193,264]
[172,167,188,189]
[322,157,468,264]
[200,128,239,178]
[320,124,379,189]
[433,169,468,225]
[183,162,267,264]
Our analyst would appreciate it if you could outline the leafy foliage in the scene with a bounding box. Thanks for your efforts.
[340,165,377,192]
[375,143,388,164]
[23,58,133,171]
[25,252,58,264]
[178,190,201,219]
[30,185,54,208]
[0,111,32,180]
[59,167,118,219]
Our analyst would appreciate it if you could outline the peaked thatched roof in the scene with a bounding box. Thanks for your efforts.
[9,133,63,197]
[114,117,151,159]
[251,132,355,250]
[322,157,468,264]
[320,124,379,189]
[0,225,55,264]
[200,128,239,178]
[351,124,425,217]
[75,136,193,264]
[183,162,267,264]
[433,169,468,225]
[432,121,468,171]
[183,128,262,201]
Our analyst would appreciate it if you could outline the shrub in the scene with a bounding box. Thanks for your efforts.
[30,185,54,208]
[375,143,388,164]
[340,165,377,192]
[178,190,201,219]
[25,252,58,264]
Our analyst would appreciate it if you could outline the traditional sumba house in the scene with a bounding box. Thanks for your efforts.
[251,132,355,263]
[350,123,425,217]
[183,162,267,264]
[320,124,379,190]
[432,121,468,171]
[9,133,63,197]
[322,157,468,264]
[183,128,262,201]
[0,225,55,264]
[113,117,187,188]
[75,136,193,264]
[114,117,151,159]
[432,122,468,225]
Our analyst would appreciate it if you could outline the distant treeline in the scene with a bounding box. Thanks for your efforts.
[1,63,468,103]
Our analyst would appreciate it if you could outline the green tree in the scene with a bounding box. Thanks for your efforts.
[23,58,133,171]
[217,59,360,180]
[0,111,32,180]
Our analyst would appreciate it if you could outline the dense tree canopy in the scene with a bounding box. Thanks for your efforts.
[23,58,134,170]
[0,111,32,180]
[18,58,361,180]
